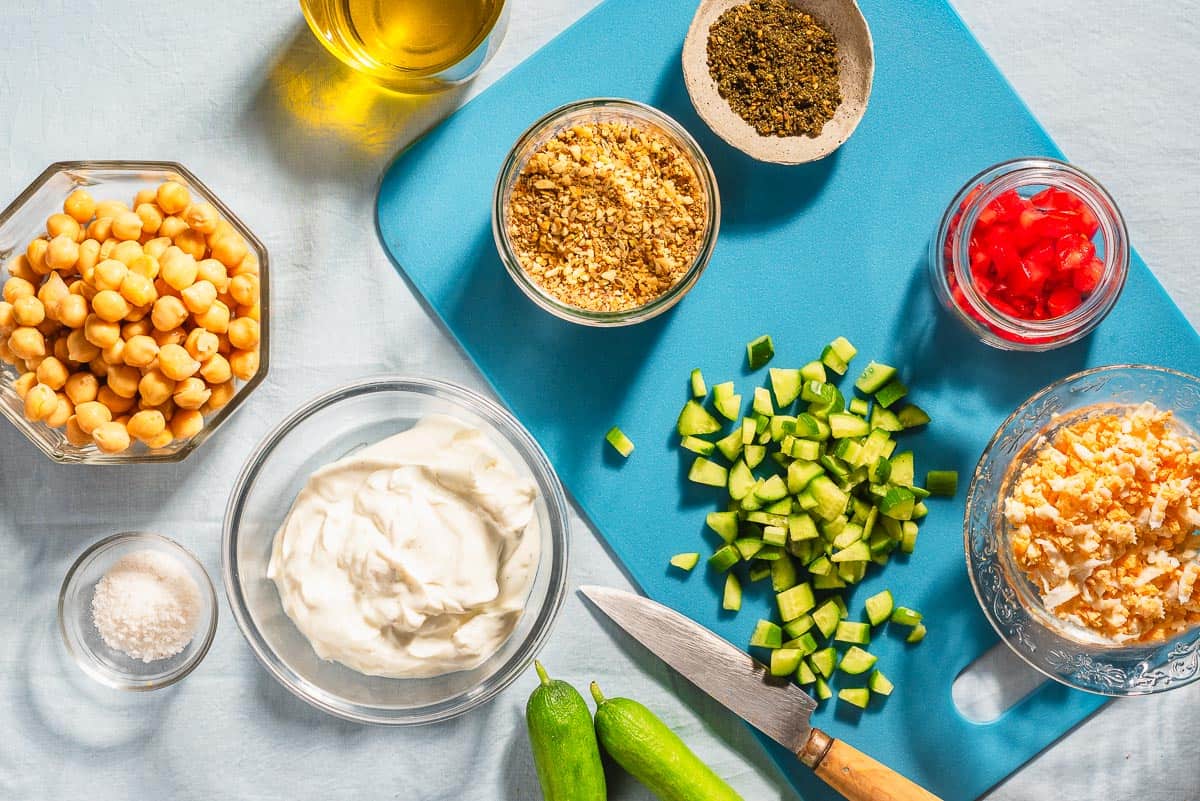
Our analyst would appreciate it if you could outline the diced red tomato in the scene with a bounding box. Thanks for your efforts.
[1047,286,1084,317]
[1073,258,1104,294]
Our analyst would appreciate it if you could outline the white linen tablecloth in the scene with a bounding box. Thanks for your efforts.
[0,1,1196,799]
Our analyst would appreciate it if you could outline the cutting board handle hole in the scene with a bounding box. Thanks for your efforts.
[952,642,1047,724]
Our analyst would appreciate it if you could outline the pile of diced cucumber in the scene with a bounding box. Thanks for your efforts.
[670,335,954,709]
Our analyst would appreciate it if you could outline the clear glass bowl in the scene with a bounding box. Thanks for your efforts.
[221,377,570,724]
[493,99,721,327]
[58,532,218,691]
[0,160,270,463]
[930,158,1129,351]
[966,365,1200,695]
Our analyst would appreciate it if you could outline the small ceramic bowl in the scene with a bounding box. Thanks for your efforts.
[59,532,218,691]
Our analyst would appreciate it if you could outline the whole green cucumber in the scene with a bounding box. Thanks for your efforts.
[525,662,607,801]
[590,683,744,801]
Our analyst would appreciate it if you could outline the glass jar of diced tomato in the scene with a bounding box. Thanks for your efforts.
[930,158,1129,351]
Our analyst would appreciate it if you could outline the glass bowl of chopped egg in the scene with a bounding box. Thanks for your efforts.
[58,531,219,691]
[966,365,1200,695]
[0,161,268,464]
[493,99,720,326]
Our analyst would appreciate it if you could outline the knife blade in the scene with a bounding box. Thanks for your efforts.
[580,586,944,801]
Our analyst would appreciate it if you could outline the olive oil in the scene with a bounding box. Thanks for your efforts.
[301,0,507,91]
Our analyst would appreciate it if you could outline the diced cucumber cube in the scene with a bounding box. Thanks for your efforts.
[689,457,729,487]
[786,632,819,657]
[755,474,788,502]
[848,397,870,417]
[713,381,735,402]
[838,560,867,584]
[771,556,798,592]
[769,415,797,441]
[715,393,743,421]
[669,552,700,571]
[800,380,827,405]
[677,400,721,436]
[831,523,864,550]
[764,497,792,515]
[747,335,775,370]
[868,670,894,696]
[891,606,923,626]
[782,614,814,639]
[723,572,742,611]
[812,572,846,589]
[740,489,764,511]
[796,490,818,512]
[834,621,871,645]
[870,406,903,432]
[875,379,908,409]
[834,438,864,464]
[880,486,916,520]
[807,385,845,420]
[814,675,833,701]
[747,511,786,527]
[776,582,816,622]
[762,526,788,547]
[742,444,766,469]
[680,436,715,456]
[832,595,849,619]
[758,545,787,562]
[734,538,764,561]
[926,470,959,497]
[829,413,870,439]
[832,540,871,563]
[897,404,931,429]
[812,600,841,638]
[708,545,741,573]
[864,590,895,626]
[807,554,833,576]
[788,538,815,563]
[859,428,892,468]
[787,513,819,543]
[790,438,820,461]
[870,456,892,484]
[800,360,827,383]
[690,368,707,398]
[854,361,897,394]
[797,659,817,685]
[890,451,914,486]
[769,368,803,407]
[907,623,927,643]
[820,515,847,540]
[753,387,774,417]
[770,648,804,677]
[839,646,877,675]
[810,647,838,679]
[912,501,928,519]
[819,454,850,479]
[808,475,849,522]
[728,460,756,500]
[706,511,740,544]
[900,522,918,554]
[838,688,871,709]
[715,429,744,462]
[822,337,857,375]
[786,460,824,494]
[749,619,783,649]
[605,427,635,457]
[740,418,756,446]
[792,412,821,439]
[746,563,769,584]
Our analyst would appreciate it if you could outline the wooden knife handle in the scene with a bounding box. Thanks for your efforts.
[798,728,943,801]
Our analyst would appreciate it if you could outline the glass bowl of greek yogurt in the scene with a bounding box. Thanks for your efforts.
[221,377,570,724]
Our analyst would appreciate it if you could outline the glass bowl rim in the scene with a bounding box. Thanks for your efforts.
[0,159,270,464]
[965,363,1200,695]
[57,530,219,692]
[492,98,721,327]
[220,375,571,724]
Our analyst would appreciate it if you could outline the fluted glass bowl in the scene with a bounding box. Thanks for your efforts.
[0,161,269,463]
[222,377,570,724]
[966,365,1200,695]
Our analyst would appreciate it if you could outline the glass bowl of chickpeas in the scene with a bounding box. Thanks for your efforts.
[0,161,268,463]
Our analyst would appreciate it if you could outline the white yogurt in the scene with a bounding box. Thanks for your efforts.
[267,414,541,678]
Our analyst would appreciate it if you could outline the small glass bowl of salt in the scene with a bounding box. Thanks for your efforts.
[59,532,217,691]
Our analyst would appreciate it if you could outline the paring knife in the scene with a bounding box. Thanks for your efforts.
[580,586,943,801]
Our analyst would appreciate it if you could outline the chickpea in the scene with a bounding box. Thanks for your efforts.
[88,356,109,378]
[138,369,176,406]
[179,201,217,234]
[144,429,174,449]
[171,409,204,440]
[64,371,99,405]
[65,416,92,446]
[45,234,80,272]
[52,336,72,364]
[93,259,128,292]
[12,296,45,327]
[196,258,229,293]
[122,318,152,339]
[227,317,260,350]
[46,394,73,428]
[143,397,175,420]
[205,219,234,248]
[37,272,70,316]
[133,187,157,207]
[13,372,37,399]
[199,353,232,385]
[156,181,191,215]
[76,238,101,276]
[127,409,166,442]
[95,199,129,219]
[91,289,131,323]
[180,327,214,360]
[46,213,82,242]
[86,216,113,242]
[97,385,134,414]
[35,356,69,390]
[26,238,50,275]
[0,339,14,364]
[172,377,211,410]
[121,334,158,368]
[229,348,259,381]
[24,383,58,422]
[57,294,89,329]
[92,421,131,454]
[194,300,230,334]
[180,280,217,315]
[64,189,96,224]
[216,332,231,355]
[108,211,142,242]
[151,295,188,331]
[75,400,113,434]
[106,364,141,399]
[157,343,200,381]
[152,326,187,347]
[158,216,188,240]
[110,240,143,267]
[0,302,13,332]
[160,248,198,291]
[7,254,38,283]
[143,237,171,260]
[175,228,207,261]
[9,327,46,360]
[128,254,160,281]
[118,272,157,307]
[210,233,248,269]
[101,337,126,365]
[4,276,35,304]
[66,328,100,363]
[228,273,259,307]
[135,203,163,236]
[83,314,120,348]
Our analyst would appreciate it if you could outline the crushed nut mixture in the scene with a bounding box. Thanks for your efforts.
[1006,402,1200,642]
[505,120,708,313]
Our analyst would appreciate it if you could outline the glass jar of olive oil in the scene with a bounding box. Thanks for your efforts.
[300,0,509,93]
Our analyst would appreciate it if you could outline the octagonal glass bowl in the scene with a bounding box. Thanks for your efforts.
[0,160,269,463]
[966,365,1200,695]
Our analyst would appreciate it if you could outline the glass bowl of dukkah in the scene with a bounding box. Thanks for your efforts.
[493,99,720,327]
[966,365,1200,696]
[0,161,268,463]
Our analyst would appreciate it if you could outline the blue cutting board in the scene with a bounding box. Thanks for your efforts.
[376,0,1200,797]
